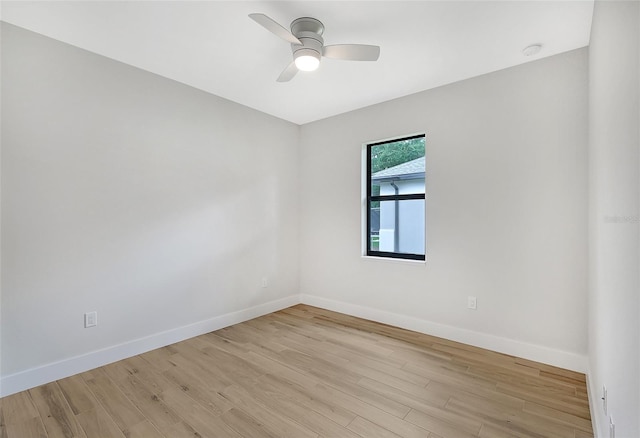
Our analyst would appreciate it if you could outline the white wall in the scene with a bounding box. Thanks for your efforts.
[300,48,589,371]
[587,2,640,437]
[0,23,300,394]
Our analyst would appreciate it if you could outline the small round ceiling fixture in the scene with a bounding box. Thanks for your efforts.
[523,44,542,57]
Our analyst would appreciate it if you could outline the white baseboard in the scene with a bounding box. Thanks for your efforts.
[0,294,300,397]
[585,370,601,438]
[1,293,588,397]
[300,294,588,373]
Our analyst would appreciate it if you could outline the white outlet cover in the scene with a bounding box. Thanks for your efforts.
[85,311,97,328]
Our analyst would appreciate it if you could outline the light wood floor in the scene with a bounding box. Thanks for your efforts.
[0,304,593,438]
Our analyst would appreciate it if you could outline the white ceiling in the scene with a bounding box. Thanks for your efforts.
[1,1,593,125]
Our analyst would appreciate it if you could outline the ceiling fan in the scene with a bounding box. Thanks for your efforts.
[249,13,381,82]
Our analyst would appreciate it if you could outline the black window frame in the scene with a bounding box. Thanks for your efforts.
[366,134,426,261]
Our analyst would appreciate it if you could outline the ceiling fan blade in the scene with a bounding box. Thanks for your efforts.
[323,44,380,61]
[249,13,302,45]
[277,62,298,82]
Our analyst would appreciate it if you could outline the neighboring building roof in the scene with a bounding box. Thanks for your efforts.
[372,157,425,181]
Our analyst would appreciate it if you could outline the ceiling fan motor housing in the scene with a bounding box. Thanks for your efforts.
[290,18,324,67]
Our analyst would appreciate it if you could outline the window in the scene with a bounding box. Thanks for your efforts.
[366,134,425,260]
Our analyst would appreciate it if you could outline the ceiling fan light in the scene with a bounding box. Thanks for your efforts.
[294,49,321,71]
[295,55,320,71]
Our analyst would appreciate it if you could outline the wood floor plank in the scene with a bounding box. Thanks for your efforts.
[457,355,542,379]
[496,381,591,419]
[0,305,593,438]
[74,406,125,438]
[111,374,182,431]
[306,381,433,438]
[359,378,483,434]
[29,383,86,438]
[162,347,233,394]
[347,416,403,438]
[514,358,587,383]
[257,372,357,427]
[221,407,279,438]
[123,420,164,438]
[264,345,413,420]
[1,391,40,425]
[473,368,578,397]
[81,370,147,433]
[162,421,205,438]
[219,384,318,438]
[56,375,100,416]
[0,400,6,438]
[431,342,518,370]
[5,417,48,438]
[159,388,242,438]
[576,387,589,400]
[327,344,432,387]
[138,346,180,373]
[447,393,575,438]
[113,355,175,394]
[478,422,549,438]
[405,408,480,438]
[539,370,588,387]
[351,363,433,396]
[385,342,457,369]
[574,428,595,438]
[199,332,253,357]
[403,360,498,392]
[277,331,353,368]
[161,364,234,416]
[522,401,593,432]
[310,368,412,418]
[199,345,265,385]
[252,376,362,438]
[357,377,450,411]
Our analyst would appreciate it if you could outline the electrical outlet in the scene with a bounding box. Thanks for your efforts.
[609,416,615,438]
[261,277,268,288]
[467,296,477,310]
[602,385,608,415]
[84,311,97,328]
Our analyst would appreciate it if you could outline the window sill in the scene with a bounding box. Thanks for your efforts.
[361,255,426,265]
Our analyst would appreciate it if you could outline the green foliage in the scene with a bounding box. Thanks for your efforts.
[370,137,425,174]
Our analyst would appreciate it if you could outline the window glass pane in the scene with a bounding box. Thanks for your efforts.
[369,199,425,256]
[370,137,425,195]
[369,203,380,250]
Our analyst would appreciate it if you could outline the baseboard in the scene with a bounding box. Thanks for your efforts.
[300,294,588,373]
[0,294,300,397]
[586,370,601,438]
[2,293,589,397]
